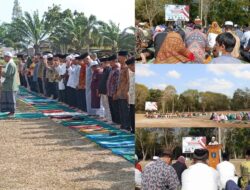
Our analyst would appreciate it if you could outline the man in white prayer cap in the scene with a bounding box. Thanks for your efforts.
[0,52,19,115]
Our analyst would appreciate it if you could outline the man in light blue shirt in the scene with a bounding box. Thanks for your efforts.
[210,32,241,64]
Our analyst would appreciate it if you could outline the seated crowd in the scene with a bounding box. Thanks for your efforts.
[135,149,250,190]
[137,18,250,64]
[210,112,250,123]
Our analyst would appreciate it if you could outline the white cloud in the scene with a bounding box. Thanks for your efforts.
[187,78,234,95]
[136,65,156,77]
[207,65,250,80]
[167,70,181,79]
[206,78,234,92]
[152,83,168,90]
[188,78,207,88]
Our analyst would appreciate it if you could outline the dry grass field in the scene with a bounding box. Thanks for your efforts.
[0,119,134,190]
[136,113,250,128]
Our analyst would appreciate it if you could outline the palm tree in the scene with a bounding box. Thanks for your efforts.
[50,14,100,53]
[12,11,49,53]
[100,21,135,52]
[82,15,100,52]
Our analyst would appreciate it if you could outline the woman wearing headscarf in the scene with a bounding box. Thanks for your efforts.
[208,21,222,49]
[155,30,195,64]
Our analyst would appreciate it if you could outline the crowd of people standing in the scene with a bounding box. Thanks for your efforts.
[0,51,135,133]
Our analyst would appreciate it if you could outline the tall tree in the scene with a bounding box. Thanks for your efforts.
[136,83,149,112]
[12,0,23,21]
[12,11,49,53]
[162,85,177,114]
[136,0,170,26]
[100,21,135,52]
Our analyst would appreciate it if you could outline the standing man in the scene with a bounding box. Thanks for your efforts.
[0,52,19,115]
[32,54,41,93]
[209,136,219,145]
[83,52,95,116]
[126,57,135,133]
[66,54,80,107]
[98,57,112,123]
[76,54,87,112]
[115,51,130,130]
[55,54,67,103]
[106,55,121,124]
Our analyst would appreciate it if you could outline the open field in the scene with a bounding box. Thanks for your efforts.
[136,113,250,128]
[0,119,134,190]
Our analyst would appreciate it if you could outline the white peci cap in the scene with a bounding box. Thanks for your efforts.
[225,21,233,26]
[4,52,13,57]
[90,61,99,67]
[153,156,159,160]
[47,53,53,58]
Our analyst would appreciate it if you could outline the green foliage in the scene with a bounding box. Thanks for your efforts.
[99,21,135,53]
[136,128,250,160]
[1,4,134,54]
[225,128,250,158]
[231,88,250,110]
[136,83,249,112]
[136,83,149,112]
[10,11,49,53]
[136,0,250,26]
[136,128,178,160]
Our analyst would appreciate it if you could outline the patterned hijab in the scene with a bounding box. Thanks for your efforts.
[208,21,222,34]
[155,31,194,64]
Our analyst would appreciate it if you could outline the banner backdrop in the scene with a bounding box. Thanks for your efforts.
[182,137,207,153]
[165,5,190,21]
[145,102,158,111]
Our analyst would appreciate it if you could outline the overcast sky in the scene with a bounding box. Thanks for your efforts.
[0,0,135,29]
[136,64,250,98]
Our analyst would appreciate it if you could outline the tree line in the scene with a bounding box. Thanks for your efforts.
[136,83,250,113]
[136,128,250,160]
[136,0,250,27]
[0,3,135,54]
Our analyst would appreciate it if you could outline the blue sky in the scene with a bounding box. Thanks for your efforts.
[0,0,134,30]
[136,64,250,97]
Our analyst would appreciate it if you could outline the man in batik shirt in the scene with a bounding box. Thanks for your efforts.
[142,150,180,190]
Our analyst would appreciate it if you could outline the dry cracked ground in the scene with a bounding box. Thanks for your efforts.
[0,119,134,190]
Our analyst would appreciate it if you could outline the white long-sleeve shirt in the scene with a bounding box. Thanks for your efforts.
[55,63,66,90]
[216,161,237,190]
[67,64,81,89]
[182,163,219,190]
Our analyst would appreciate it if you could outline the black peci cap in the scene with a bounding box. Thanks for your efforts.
[193,149,209,160]
[118,50,128,56]
[108,54,117,61]
[125,57,135,65]
[99,57,108,62]
[82,52,89,59]
[16,54,24,58]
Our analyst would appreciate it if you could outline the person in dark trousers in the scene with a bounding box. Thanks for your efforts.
[172,156,187,184]
[98,57,112,123]
[106,54,121,124]
[127,57,135,133]
[115,51,130,130]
